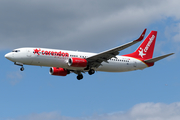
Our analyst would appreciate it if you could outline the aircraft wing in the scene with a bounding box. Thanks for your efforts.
[86,29,147,68]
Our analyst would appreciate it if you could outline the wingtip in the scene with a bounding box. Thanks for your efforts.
[135,28,147,42]
[143,28,147,34]
[169,53,175,56]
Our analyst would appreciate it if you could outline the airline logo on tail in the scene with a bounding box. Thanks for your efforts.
[138,48,146,58]
[138,35,155,58]
[123,31,157,60]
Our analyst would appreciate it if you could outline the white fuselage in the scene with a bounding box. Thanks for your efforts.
[5,47,148,72]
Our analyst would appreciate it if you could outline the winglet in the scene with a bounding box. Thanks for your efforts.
[135,28,147,41]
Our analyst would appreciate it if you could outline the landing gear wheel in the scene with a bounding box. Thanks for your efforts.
[20,67,24,71]
[77,74,83,80]
[88,69,95,75]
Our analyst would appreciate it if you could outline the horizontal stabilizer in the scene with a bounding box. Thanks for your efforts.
[144,53,174,63]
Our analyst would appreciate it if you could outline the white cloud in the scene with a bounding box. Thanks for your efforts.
[6,71,23,85]
[0,0,180,52]
[7,102,180,120]
[172,23,180,42]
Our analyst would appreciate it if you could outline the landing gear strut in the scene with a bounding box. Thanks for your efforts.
[77,74,83,80]
[14,62,24,71]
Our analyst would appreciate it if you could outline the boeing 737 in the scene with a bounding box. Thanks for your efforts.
[5,29,174,80]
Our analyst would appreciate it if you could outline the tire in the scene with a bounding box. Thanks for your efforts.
[20,67,24,71]
[77,74,83,80]
[88,69,95,75]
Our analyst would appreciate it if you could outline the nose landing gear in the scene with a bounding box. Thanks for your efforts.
[20,66,24,71]
[14,62,24,71]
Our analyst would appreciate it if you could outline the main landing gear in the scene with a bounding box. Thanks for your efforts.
[77,74,83,80]
[76,69,95,80]
[88,69,95,75]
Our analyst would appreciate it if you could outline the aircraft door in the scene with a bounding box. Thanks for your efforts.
[133,60,138,70]
[27,49,31,57]
[134,61,137,67]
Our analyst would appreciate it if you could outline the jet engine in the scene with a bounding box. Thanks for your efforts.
[67,57,87,67]
[49,67,69,76]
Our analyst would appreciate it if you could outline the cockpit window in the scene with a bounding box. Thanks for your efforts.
[12,50,20,52]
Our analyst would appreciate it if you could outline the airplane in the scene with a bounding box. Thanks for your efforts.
[5,29,174,80]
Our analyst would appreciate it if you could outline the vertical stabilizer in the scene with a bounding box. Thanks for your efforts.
[123,31,157,60]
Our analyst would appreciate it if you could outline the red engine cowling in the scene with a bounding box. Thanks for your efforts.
[68,57,87,67]
[49,67,68,76]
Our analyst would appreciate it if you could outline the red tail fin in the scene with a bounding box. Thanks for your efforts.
[123,31,157,60]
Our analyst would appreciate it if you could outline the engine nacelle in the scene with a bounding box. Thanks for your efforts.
[68,57,87,67]
[49,67,68,76]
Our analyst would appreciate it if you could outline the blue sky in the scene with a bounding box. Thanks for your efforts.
[1,0,180,120]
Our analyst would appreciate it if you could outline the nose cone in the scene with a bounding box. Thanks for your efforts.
[5,53,12,60]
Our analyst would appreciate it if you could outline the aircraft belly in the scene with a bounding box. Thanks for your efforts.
[133,59,148,70]
[27,56,68,68]
[97,60,147,72]
[97,62,132,72]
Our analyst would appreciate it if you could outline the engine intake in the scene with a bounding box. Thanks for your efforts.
[68,57,87,67]
[49,67,68,76]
